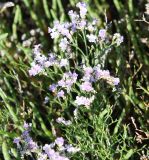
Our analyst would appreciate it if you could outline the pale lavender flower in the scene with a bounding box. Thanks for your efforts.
[48,27,52,33]
[49,142,56,148]
[33,44,47,64]
[99,29,106,40]
[28,140,38,151]
[43,145,56,158]
[44,53,57,67]
[61,72,78,88]
[68,10,79,23]
[22,130,30,138]
[83,66,93,75]
[13,122,79,160]
[82,75,91,82]
[71,72,78,82]
[23,122,31,129]
[56,117,72,126]
[35,53,47,64]
[87,34,97,43]
[65,84,73,93]
[49,84,57,92]
[33,44,41,55]
[13,137,20,145]
[55,137,64,147]
[112,77,120,86]
[94,67,110,80]
[64,22,71,28]
[23,122,29,129]
[65,144,80,153]
[56,117,64,123]
[71,23,77,32]
[76,2,87,19]
[58,80,66,87]
[53,20,60,28]
[74,96,95,107]
[74,96,86,106]
[44,60,52,67]
[51,31,59,39]
[78,20,86,29]
[57,23,72,39]
[29,63,43,76]
[61,72,78,92]
[92,18,98,25]
[65,79,73,87]
[57,90,65,98]
[48,53,57,60]
[80,81,94,92]
[54,154,69,160]
[50,28,59,39]
[59,38,69,52]
[82,66,93,82]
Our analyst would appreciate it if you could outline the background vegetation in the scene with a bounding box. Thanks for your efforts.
[0,0,148,159]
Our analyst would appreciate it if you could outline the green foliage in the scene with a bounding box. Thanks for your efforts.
[65,107,136,160]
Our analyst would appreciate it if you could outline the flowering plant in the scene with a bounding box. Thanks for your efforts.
[14,2,123,159]
[29,2,123,117]
[13,122,80,160]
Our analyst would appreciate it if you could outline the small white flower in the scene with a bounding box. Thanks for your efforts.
[76,2,87,18]
[80,81,94,92]
[87,34,97,43]
[29,64,43,76]
[74,96,94,107]
[99,29,106,40]
[87,24,95,32]
[56,117,72,126]
[65,144,80,153]
[112,77,120,86]
[60,59,68,67]
[59,38,69,52]
[113,33,124,46]
[37,153,47,160]
[78,20,86,29]
[51,30,59,39]
[48,27,52,33]
[68,10,79,22]
[55,137,64,147]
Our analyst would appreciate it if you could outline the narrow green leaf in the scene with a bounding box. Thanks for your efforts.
[2,141,11,160]
[0,33,8,41]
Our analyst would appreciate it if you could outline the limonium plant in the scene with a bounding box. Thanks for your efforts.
[14,2,124,159]
[13,122,80,160]
[29,1,123,110]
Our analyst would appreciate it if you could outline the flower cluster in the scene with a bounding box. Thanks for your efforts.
[56,117,72,126]
[29,44,68,76]
[74,95,95,108]
[47,2,123,56]
[13,122,80,160]
[28,1,122,121]
[49,71,78,99]
[49,64,119,108]
[13,122,39,156]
